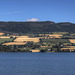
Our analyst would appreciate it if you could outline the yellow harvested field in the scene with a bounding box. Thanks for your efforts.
[10,36,18,38]
[0,33,4,35]
[69,39,75,43]
[61,48,75,50]
[14,37,39,42]
[30,50,40,52]
[49,34,62,36]
[49,34,62,38]
[61,47,75,52]
[39,34,62,38]
[3,42,26,45]
[0,36,10,38]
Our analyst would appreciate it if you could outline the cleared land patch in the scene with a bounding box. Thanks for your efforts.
[0,33,5,35]
[3,42,26,45]
[69,39,75,43]
[30,49,40,52]
[14,37,39,42]
[2,36,39,45]
[49,34,62,38]
[0,36,10,38]
[39,34,62,38]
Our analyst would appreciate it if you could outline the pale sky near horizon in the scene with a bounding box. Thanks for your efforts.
[0,0,75,23]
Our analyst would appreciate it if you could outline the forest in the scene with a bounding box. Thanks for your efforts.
[0,21,75,33]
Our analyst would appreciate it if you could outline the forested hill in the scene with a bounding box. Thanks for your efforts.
[0,21,75,33]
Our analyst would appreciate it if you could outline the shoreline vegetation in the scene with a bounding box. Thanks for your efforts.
[0,32,75,52]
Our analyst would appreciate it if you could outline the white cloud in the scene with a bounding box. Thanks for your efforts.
[26,18,39,22]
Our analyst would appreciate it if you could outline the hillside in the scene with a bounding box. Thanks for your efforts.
[0,21,75,33]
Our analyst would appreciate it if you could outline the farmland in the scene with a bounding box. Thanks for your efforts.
[3,42,26,45]
[0,33,5,35]
[0,36,10,38]
[0,32,75,52]
[2,36,39,46]
[52,32,68,35]
[0,38,14,44]
[39,34,62,38]
[14,36,39,42]
[41,38,70,44]
[69,39,75,43]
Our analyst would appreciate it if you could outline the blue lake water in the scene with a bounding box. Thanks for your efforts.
[0,52,75,75]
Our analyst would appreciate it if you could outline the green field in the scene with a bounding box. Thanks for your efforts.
[42,38,70,44]
[0,38,14,44]
[52,32,68,35]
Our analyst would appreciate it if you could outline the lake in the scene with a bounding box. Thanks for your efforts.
[0,52,75,75]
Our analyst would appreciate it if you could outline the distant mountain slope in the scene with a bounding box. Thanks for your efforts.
[0,21,75,33]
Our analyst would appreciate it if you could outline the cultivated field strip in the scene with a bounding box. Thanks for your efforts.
[39,34,62,38]
[3,42,26,45]
[2,36,40,45]
[14,36,39,42]
[69,39,75,43]
[0,36,10,38]
[0,33,4,35]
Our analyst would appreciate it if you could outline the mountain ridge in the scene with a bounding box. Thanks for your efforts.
[0,21,75,33]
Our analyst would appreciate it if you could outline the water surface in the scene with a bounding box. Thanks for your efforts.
[0,52,75,75]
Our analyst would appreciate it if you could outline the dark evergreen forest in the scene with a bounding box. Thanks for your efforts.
[0,21,74,33]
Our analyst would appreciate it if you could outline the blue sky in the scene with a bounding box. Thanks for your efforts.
[0,0,75,23]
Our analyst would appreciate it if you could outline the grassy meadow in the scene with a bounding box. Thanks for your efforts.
[0,38,14,44]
